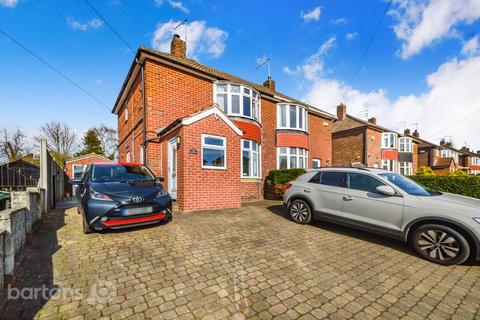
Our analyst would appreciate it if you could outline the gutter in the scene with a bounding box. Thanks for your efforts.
[137,58,147,165]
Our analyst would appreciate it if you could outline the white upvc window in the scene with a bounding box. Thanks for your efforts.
[381,159,397,172]
[441,149,459,163]
[72,165,86,179]
[277,147,308,169]
[124,101,129,122]
[381,132,397,149]
[241,139,261,178]
[312,158,321,169]
[126,152,131,163]
[399,137,413,152]
[140,146,145,164]
[472,157,479,165]
[201,134,226,169]
[277,104,308,131]
[214,82,260,121]
[399,162,413,176]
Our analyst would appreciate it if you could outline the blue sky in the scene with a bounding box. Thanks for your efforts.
[1,0,480,149]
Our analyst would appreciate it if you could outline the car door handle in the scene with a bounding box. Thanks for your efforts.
[304,188,312,193]
[343,196,355,201]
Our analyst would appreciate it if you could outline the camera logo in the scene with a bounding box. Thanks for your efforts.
[87,280,117,310]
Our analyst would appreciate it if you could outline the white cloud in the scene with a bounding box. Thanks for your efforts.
[0,0,18,8]
[151,20,228,59]
[331,17,349,25]
[95,79,104,84]
[390,0,480,59]
[67,17,103,31]
[155,0,189,13]
[301,6,321,22]
[462,35,479,56]
[346,32,358,41]
[319,37,336,55]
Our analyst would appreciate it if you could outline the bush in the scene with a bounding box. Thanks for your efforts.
[409,175,480,199]
[416,166,435,176]
[267,168,306,185]
[447,170,468,176]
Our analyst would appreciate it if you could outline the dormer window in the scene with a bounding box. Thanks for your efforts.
[381,133,397,149]
[277,104,308,131]
[214,82,260,121]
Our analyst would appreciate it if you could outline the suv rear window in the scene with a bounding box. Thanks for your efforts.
[320,172,347,187]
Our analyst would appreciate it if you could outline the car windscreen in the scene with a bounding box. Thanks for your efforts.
[92,165,155,182]
[379,173,435,196]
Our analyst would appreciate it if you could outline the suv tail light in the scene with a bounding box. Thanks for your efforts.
[285,182,292,190]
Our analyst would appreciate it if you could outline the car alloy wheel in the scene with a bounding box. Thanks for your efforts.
[411,224,470,266]
[289,200,311,224]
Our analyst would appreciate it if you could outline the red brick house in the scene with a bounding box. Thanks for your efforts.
[332,104,418,175]
[65,153,113,197]
[112,35,335,211]
[459,147,480,175]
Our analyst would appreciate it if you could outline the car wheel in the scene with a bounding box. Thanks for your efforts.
[411,224,470,266]
[289,199,312,224]
[82,215,93,234]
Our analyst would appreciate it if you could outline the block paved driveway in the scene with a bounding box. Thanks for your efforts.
[2,201,480,320]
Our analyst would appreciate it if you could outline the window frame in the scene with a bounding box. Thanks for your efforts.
[201,134,227,170]
[213,82,261,122]
[277,147,308,170]
[276,103,308,131]
[381,132,397,149]
[241,139,262,178]
[399,162,413,176]
[312,158,321,169]
[381,159,397,172]
[398,137,413,152]
[72,164,86,179]
[126,152,131,163]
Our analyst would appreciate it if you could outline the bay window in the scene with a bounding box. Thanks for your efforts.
[278,147,308,169]
[399,162,413,175]
[277,104,308,131]
[472,157,479,165]
[215,82,260,121]
[441,149,459,163]
[241,140,261,178]
[381,159,397,172]
[399,137,413,152]
[381,132,397,149]
[202,135,226,169]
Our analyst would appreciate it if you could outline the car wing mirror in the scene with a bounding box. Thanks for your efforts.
[376,185,396,196]
[69,179,83,185]
[156,176,165,183]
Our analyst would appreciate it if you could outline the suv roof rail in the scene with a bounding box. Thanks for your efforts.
[315,166,371,171]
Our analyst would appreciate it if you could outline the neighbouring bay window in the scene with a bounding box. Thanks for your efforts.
[241,139,261,178]
[399,162,413,175]
[202,135,226,169]
[277,104,308,131]
[472,157,479,165]
[278,147,308,169]
[441,149,459,163]
[381,159,397,172]
[399,137,413,152]
[381,132,397,149]
[215,82,260,121]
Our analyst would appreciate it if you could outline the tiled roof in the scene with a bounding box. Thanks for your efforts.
[333,114,396,133]
[432,157,454,168]
[120,47,335,120]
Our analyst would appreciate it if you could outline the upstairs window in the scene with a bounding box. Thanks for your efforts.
[399,137,413,152]
[215,82,260,121]
[381,132,397,149]
[472,157,479,165]
[441,149,459,162]
[277,104,308,131]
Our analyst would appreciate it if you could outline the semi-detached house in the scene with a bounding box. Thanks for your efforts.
[112,35,335,211]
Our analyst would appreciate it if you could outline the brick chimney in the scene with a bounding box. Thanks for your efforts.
[337,103,347,121]
[171,34,186,58]
[477,150,480,156]
[412,129,419,138]
[404,128,411,135]
[368,117,377,125]
[263,77,275,91]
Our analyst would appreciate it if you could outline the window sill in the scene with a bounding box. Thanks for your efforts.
[202,166,227,170]
[241,177,262,182]
[276,127,308,133]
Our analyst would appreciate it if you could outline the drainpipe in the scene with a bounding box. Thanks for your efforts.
[137,57,147,165]
[363,126,368,165]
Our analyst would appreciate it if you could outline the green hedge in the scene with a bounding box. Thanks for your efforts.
[267,169,306,185]
[409,175,480,199]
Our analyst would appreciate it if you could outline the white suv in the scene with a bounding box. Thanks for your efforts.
[283,167,480,266]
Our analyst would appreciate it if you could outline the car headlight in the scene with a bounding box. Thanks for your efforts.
[90,187,113,201]
[473,217,480,225]
[156,188,168,197]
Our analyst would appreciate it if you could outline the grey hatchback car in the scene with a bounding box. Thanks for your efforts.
[283,167,480,265]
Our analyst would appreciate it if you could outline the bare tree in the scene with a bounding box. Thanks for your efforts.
[0,127,30,162]
[93,125,118,159]
[36,121,78,164]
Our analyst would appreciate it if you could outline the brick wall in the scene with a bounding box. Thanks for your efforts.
[277,132,309,149]
[65,154,112,179]
[309,114,333,167]
[412,143,419,173]
[366,128,382,167]
[332,129,364,166]
[260,98,277,176]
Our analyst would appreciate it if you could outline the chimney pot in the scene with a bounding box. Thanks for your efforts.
[337,103,347,121]
[368,117,377,125]
[404,128,411,135]
[263,77,275,91]
[412,129,419,138]
[171,34,186,58]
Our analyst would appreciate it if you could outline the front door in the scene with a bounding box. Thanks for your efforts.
[168,138,178,200]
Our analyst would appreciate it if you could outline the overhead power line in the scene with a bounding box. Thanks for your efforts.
[0,28,110,111]
[341,0,392,101]
[83,0,134,52]
[426,108,480,139]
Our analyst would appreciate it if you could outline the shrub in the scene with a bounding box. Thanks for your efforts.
[447,170,468,176]
[267,168,306,185]
[409,175,480,199]
[416,166,435,176]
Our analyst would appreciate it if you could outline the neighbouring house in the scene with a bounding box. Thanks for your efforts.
[65,153,113,196]
[459,147,480,175]
[0,157,40,190]
[332,104,418,175]
[112,34,335,211]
